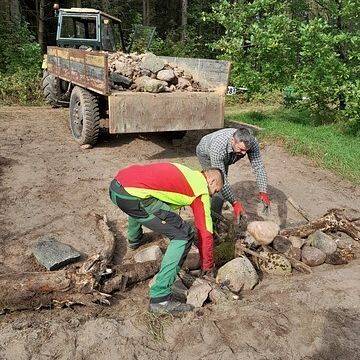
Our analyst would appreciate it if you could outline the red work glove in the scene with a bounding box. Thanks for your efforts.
[232,200,246,224]
[259,192,270,206]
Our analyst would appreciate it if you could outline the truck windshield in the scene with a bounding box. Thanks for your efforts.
[60,15,97,39]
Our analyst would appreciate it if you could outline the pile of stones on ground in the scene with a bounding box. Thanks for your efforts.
[129,220,357,308]
[108,52,211,93]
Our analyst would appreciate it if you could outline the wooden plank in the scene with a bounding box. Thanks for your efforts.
[109,92,224,134]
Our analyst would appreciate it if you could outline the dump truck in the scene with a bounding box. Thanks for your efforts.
[42,7,231,146]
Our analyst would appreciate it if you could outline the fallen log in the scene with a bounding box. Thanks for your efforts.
[280,209,360,241]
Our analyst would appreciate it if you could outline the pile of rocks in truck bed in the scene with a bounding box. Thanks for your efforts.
[108,52,211,93]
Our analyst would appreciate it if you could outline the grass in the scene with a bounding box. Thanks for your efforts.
[225,106,360,184]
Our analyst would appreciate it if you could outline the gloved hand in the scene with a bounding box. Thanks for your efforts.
[259,192,271,215]
[232,200,246,224]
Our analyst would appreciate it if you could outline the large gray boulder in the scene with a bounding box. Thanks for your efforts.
[140,53,165,73]
[143,78,167,93]
[301,245,326,266]
[32,236,81,270]
[113,60,134,77]
[216,256,258,293]
[156,69,175,82]
[247,221,280,245]
[308,230,337,255]
[186,278,212,308]
[134,245,163,263]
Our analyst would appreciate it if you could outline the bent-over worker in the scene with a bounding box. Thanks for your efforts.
[109,162,223,313]
[196,127,270,223]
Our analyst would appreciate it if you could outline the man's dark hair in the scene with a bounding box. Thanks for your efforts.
[206,167,225,184]
[233,127,253,149]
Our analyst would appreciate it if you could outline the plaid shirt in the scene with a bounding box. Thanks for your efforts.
[196,128,268,204]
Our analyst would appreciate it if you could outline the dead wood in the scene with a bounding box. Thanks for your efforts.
[280,209,360,241]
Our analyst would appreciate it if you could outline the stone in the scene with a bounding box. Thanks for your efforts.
[247,221,280,245]
[272,236,292,253]
[113,60,134,77]
[182,70,193,81]
[286,246,302,261]
[308,230,337,255]
[182,245,200,270]
[32,236,81,270]
[139,69,152,77]
[258,251,292,275]
[256,202,282,225]
[177,77,191,90]
[80,144,93,149]
[301,245,326,266]
[156,69,175,82]
[289,235,306,249]
[186,278,212,308]
[216,256,258,293]
[109,72,132,88]
[143,78,167,93]
[333,232,356,251]
[325,251,349,265]
[209,287,231,304]
[140,52,165,73]
[134,245,163,263]
[242,233,258,248]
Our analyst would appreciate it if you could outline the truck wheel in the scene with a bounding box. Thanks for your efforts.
[69,86,100,146]
[41,71,70,107]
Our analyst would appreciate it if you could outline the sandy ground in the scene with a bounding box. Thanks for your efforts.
[0,106,359,359]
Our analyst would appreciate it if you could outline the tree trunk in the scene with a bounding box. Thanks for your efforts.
[181,0,188,42]
[143,0,150,26]
[38,0,45,52]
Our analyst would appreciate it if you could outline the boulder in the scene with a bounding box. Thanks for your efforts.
[143,78,167,93]
[182,70,193,81]
[333,232,356,251]
[177,77,191,90]
[134,245,163,263]
[140,53,165,73]
[182,246,200,270]
[216,256,258,293]
[308,230,337,255]
[325,251,349,265]
[258,251,292,275]
[247,221,280,245]
[186,278,212,308]
[289,236,306,249]
[156,69,175,82]
[301,245,326,266]
[113,60,134,77]
[272,236,292,253]
[209,288,231,304]
[286,246,302,261]
[32,236,81,271]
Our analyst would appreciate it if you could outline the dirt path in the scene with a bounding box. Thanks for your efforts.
[0,106,359,359]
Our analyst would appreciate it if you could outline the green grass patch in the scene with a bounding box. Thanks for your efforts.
[226,107,360,184]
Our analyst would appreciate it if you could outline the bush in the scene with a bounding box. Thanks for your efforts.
[0,22,42,105]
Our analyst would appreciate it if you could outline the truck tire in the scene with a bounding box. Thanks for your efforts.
[69,86,100,146]
[41,71,70,107]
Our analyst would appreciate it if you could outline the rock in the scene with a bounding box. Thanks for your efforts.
[113,60,133,77]
[308,230,337,255]
[247,221,280,245]
[209,288,231,304]
[182,70,193,81]
[258,251,292,275]
[186,278,212,308]
[139,69,152,77]
[80,144,93,149]
[32,236,81,270]
[256,202,281,225]
[0,262,13,274]
[286,246,302,261]
[289,236,306,249]
[301,245,326,266]
[177,77,191,90]
[156,69,175,82]
[272,236,292,253]
[333,232,356,251]
[216,256,258,293]
[109,72,132,88]
[242,233,258,249]
[143,78,167,93]
[182,246,200,270]
[140,52,165,73]
[325,251,350,265]
[134,245,163,263]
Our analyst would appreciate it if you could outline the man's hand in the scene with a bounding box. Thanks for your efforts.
[232,200,246,224]
[259,192,271,215]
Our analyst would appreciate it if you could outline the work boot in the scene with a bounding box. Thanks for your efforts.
[149,300,194,314]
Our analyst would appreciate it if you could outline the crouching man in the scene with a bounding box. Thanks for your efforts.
[109,162,223,313]
[196,127,270,223]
